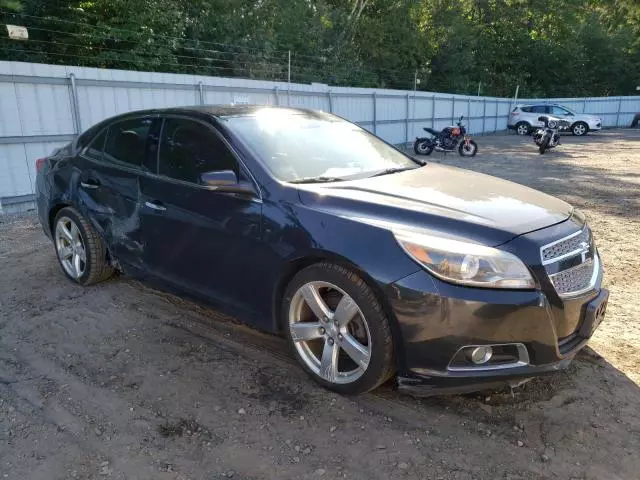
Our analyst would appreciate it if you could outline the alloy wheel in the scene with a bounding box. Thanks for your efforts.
[55,216,87,279]
[288,281,372,384]
[573,123,587,136]
[516,124,529,135]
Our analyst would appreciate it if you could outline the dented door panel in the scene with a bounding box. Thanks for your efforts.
[75,156,144,267]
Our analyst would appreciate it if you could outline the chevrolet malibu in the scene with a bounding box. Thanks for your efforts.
[35,106,608,395]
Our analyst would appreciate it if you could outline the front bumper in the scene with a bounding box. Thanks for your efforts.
[387,263,607,396]
[397,357,575,396]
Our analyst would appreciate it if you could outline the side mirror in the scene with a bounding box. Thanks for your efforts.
[201,169,238,187]
[200,169,256,196]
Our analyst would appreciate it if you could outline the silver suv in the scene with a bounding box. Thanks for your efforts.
[508,104,602,136]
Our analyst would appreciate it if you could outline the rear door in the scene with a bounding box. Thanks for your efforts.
[76,115,160,268]
[530,105,547,126]
[139,115,263,315]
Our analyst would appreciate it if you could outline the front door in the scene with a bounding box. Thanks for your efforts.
[139,116,263,316]
[550,106,572,118]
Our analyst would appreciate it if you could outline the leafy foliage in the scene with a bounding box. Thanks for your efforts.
[1,0,638,96]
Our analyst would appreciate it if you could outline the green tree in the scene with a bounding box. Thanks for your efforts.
[1,0,638,96]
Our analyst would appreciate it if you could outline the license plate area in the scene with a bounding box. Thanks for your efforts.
[579,289,609,338]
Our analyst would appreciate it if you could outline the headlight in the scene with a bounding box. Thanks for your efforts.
[394,230,535,289]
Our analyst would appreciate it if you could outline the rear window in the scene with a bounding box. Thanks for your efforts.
[76,128,96,152]
[103,118,153,169]
[84,129,107,160]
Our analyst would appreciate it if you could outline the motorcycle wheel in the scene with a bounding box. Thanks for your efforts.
[458,140,478,157]
[414,139,434,156]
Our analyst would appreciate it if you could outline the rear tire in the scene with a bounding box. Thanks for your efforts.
[282,262,394,395]
[515,122,531,135]
[53,207,114,285]
[572,122,589,136]
[414,139,434,156]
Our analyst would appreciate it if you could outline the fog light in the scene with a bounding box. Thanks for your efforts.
[469,346,493,364]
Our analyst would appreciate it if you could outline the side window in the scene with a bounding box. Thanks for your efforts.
[144,119,163,172]
[158,118,238,185]
[551,106,571,116]
[531,105,547,113]
[103,117,153,169]
[77,125,99,152]
[520,106,532,113]
[84,128,108,160]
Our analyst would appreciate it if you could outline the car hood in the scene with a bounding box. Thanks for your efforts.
[296,164,573,246]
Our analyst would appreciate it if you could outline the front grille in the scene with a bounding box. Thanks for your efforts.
[548,258,596,295]
[540,226,599,298]
[541,228,590,263]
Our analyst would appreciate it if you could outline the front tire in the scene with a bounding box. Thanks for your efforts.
[572,122,589,136]
[515,122,531,135]
[414,139,434,156]
[282,263,394,395]
[458,139,478,157]
[539,136,550,154]
[53,207,114,285]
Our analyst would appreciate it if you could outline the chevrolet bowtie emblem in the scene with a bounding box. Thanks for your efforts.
[579,241,590,262]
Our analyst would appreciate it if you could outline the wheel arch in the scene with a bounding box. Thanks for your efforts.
[48,202,72,236]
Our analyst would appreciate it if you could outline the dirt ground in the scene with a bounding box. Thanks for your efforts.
[1,130,639,480]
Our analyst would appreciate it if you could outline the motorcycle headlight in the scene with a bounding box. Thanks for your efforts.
[394,230,535,289]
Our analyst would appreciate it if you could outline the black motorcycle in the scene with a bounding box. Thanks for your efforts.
[413,116,478,157]
[533,115,570,154]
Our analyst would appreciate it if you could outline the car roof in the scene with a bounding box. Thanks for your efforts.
[105,105,328,121]
[74,105,334,150]
[517,103,569,108]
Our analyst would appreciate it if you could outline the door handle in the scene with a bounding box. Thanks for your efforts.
[144,201,167,211]
[80,180,100,189]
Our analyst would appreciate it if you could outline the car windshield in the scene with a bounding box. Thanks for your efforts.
[222,109,419,182]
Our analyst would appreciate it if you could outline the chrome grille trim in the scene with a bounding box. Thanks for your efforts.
[540,226,600,297]
[548,253,600,299]
[540,227,590,265]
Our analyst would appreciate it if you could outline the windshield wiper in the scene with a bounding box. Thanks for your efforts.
[288,176,346,184]
[368,166,420,178]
